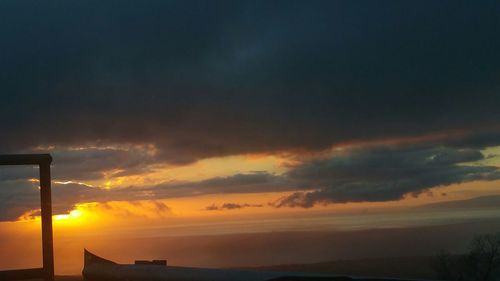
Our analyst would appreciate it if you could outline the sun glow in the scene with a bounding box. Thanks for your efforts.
[54,180,94,188]
[53,209,82,221]
[18,204,92,225]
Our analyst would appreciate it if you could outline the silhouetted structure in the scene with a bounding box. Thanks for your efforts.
[135,260,167,266]
[83,250,429,281]
[0,154,54,281]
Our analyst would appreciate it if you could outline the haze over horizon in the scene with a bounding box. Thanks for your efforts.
[1,1,500,276]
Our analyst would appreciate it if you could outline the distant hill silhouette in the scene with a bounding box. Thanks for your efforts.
[240,256,438,280]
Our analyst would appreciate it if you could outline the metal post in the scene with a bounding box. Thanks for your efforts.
[40,162,54,281]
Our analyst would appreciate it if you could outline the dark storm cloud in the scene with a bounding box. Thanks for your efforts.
[1,1,500,163]
[137,144,500,210]
[273,146,500,208]
[0,146,158,184]
[49,146,157,180]
[0,166,39,182]
[446,131,500,149]
[0,180,41,220]
[2,1,500,220]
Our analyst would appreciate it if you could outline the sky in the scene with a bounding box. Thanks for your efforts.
[1,0,500,275]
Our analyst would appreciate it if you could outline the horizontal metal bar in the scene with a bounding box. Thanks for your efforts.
[0,268,45,280]
[0,154,52,165]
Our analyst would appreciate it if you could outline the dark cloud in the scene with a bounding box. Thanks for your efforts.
[0,1,499,163]
[93,171,284,199]
[49,146,157,180]
[3,143,499,220]
[138,172,291,199]
[0,166,39,182]
[94,200,172,218]
[205,203,263,211]
[0,180,41,221]
[2,1,500,220]
[273,146,500,208]
[446,131,500,149]
[0,146,158,193]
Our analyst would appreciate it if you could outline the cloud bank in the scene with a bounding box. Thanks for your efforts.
[1,143,499,220]
[0,1,500,163]
[1,1,500,220]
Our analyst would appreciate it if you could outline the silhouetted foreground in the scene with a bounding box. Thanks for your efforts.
[432,233,500,281]
[242,257,437,280]
[82,250,432,281]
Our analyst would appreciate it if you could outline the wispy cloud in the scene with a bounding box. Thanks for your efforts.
[205,203,263,211]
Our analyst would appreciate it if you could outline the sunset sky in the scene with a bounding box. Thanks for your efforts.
[1,1,500,275]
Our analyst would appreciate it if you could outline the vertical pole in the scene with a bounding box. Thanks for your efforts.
[40,163,54,281]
